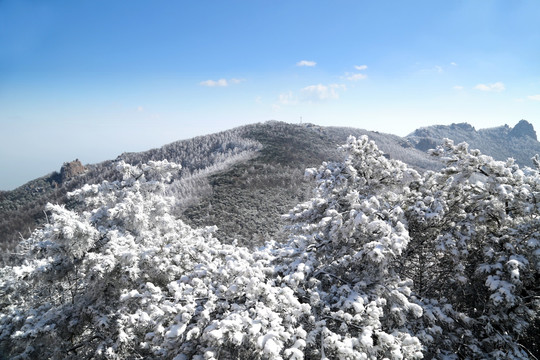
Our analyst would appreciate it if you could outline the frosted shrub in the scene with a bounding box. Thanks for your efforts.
[0,160,307,359]
[1,137,538,359]
[405,139,540,359]
[280,136,424,359]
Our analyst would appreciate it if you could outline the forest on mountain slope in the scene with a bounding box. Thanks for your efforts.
[1,121,441,261]
[1,135,538,359]
[1,120,537,259]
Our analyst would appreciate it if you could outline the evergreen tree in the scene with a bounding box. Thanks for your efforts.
[0,160,307,359]
[279,136,424,359]
[1,137,538,359]
[405,140,540,359]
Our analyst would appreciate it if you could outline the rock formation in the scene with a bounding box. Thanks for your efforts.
[60,159,86,183]
[509,119,537,140]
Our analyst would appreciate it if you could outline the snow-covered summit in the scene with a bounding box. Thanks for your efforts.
[407,119,540,167]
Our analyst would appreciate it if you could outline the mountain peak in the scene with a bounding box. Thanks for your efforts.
[60,159,86,183]
[449,122,476,132]
[509,120,537,141]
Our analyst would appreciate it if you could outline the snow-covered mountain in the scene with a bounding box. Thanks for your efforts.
[1,120,539,359]
[2,132,538,359]
[1,120,538,257]
[407,120,539,167]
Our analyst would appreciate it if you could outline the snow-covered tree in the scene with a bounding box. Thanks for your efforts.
[279,136,539,359]
[404,139,540,359]
[1,136,538,359]
[279,136,424,359]
[0,160,308,359]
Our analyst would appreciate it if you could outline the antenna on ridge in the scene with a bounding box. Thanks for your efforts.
[300,116,303,124]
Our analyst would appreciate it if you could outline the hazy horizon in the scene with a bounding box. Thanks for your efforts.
[1,0,540,190]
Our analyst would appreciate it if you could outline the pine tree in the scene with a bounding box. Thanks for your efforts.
[280,136,424,359]
[405,139,540,359]
[0,160,308,359]
[2,137,538,359]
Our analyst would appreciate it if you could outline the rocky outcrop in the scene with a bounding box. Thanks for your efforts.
[509,120,537,140]
[60,159,86,183]
[414,138,439,152]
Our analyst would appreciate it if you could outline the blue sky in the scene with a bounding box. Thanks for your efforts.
[1,0,539,190]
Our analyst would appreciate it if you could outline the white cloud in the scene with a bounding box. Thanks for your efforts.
[137,106,144,112]
[296,60,316,67]
[255,96,262,104]
[435,65,443,73]
[230,78,246,84]
[278,91,297,105]
[527,94,540,101]
[274,84,345,108]
[200,79,228,87]
[300,83,344,102]
[347,73,367,81]
[474,82,505,92]
[345,65,368,81]
[451,62,458,66]
[453,85,464,91]
[272,91,297,110]
[200,78,245,87]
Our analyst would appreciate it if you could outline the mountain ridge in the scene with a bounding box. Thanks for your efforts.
[1,120,538,262]
[407,119,539,167]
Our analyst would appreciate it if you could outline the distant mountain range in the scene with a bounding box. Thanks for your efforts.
[407,119,539,167]
[1,120,538,263]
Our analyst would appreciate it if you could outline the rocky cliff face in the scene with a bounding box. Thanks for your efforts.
[509,120,537,140]
[60,159,86,183]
